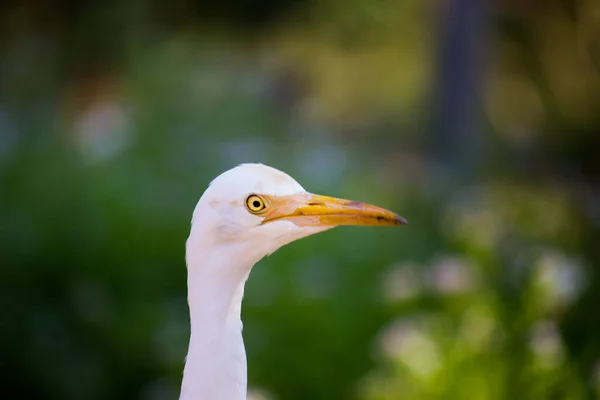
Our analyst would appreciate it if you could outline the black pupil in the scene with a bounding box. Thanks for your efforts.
[252,200,261,208]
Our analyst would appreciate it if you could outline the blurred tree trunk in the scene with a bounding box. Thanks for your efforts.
[432,0,489,178]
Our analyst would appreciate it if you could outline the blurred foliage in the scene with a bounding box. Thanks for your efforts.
[1,0,599,400]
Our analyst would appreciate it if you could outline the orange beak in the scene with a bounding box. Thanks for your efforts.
[260,193,407,227]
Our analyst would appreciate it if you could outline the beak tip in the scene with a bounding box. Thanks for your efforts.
[395,215,408,225]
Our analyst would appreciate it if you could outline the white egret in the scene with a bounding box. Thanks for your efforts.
[180,163,406,400]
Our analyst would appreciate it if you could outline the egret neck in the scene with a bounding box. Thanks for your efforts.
[181,236,263,400]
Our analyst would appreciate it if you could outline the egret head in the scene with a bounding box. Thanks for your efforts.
[188,163,406,271]
[181,163,406,400]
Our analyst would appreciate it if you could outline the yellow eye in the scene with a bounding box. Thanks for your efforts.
[246,194,267,213]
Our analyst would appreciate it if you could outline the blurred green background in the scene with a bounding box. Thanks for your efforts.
[1,0,599,399]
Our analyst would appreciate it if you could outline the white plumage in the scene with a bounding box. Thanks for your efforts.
[180,164,405,400]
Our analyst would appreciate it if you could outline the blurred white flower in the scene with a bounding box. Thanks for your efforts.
[534,249,586,309]
[399,329,441,378]
[382,262,423,302]
[429,255,477,294]
[247,387,274,400]
[378,320,416,359]
[378,318,441,378]
[74,99,133,163]
[529,320,565,368]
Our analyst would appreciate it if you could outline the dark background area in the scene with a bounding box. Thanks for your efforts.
[1,0,599,399]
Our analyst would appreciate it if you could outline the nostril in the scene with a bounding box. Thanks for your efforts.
[308,202,324,206]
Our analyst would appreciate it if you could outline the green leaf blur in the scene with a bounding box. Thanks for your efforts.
[1,1,599,399]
